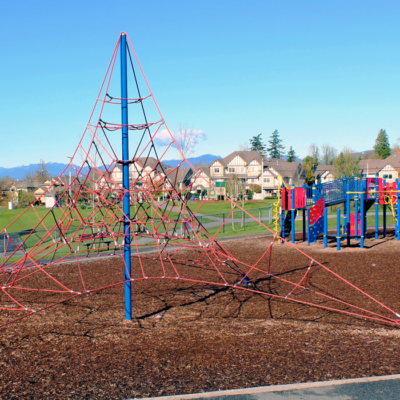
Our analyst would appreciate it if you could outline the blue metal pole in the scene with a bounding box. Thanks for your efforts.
[291,184,295,243]
[307,208,310,246]
[383,178,387,238]
[336,208,341,251]
[312,184,316,206]
[342,175,347,241]
[121,33,132,320]
[375,173,379,240]
[323,207,328,248]
[346,178,351,246]
[302,183,306,242]
[396,179,400,241]
[360,177,364,248]
[281,209,285,244]
[354,175,358,241]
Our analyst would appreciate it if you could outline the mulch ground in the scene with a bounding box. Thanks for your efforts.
[1,231,400,399]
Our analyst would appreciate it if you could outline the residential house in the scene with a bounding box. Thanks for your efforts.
[33,178,65,204]
[166,167,194,192]
[190,167,213,192]
[209,151,305,197]
[358,158,399,183]
[111,157,172,187]
[314,165,335,183]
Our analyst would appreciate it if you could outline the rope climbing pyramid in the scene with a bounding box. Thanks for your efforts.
[1,33,399,328]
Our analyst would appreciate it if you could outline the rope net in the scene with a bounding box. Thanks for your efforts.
[1,33,399,328]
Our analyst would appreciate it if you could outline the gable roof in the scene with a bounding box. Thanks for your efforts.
[380,152,400,169]
[210,151,262,167]
[263,158,301,177]
[165,167,193,184]
[358,159,388,174]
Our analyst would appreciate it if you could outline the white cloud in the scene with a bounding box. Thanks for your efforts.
[153,128,207,147]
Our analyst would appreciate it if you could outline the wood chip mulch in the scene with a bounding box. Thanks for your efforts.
[1,233,400,399]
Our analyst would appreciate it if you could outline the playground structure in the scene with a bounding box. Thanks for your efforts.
[279,175,400,250]
[0,33,399,329]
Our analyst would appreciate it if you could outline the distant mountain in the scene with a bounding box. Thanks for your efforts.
[0,163,70,180]
[0,154,222,180]
[161,154,221,168]
[282,155,302,163]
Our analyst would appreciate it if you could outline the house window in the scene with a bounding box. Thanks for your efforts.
[228,167,235,173]
[251,166,257,172]
[263,177,271,183]
[383,174,393,179]
[241,167,245,173]
[214,168,220,173]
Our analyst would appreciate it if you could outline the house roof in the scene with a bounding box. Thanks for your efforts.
[209,151,301,178]
[132,157,171,171]
[210,151,262,167]
[358,159,388,174]
[314,165,335,178]
[264,158,301,178]
[380,152,400,169]
[194,166,211,178]
[12,180,42,190]
[165,167,193,184]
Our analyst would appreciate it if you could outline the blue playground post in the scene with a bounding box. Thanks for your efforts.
[363,175,368,239]
[336,208,341,251]
[354,175,358,241]
[360,176,365,248]
[281,208,285,243]
[396,179,400,241]
[323,207,328,248]
[312,183,316,205]
[120,33,132,320]
[383,178,387,238]
[291,184,295,243]
[375,173,379,240]
[302,184,306,242]
[307,208,310,247]
[346,177,351,246]
[342,175,347,241]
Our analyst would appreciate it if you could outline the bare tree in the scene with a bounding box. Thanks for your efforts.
[320,143,337,165]
[308,143,320,166]
[174,124,206,161]
[238,142,250,151]
[225,174,240,230]
[23,159,51,182]
[391,137,400,154]
[333,146,360,179]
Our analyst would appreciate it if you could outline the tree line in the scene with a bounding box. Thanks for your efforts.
[245,128,396,184]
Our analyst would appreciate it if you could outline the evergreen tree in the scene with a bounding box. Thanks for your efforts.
[249,134,266,155]
[373,129,391,159]
[267,130,285,158]
[287,146,297,162]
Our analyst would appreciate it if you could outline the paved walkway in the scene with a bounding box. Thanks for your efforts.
[132,374,400,400]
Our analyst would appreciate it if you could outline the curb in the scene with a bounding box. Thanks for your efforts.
[130,374,400,399]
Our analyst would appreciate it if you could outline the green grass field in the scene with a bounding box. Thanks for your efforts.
[0,200,276,232]
[1,198,394,265]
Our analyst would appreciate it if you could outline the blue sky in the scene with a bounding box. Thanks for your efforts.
[1,0,399,168]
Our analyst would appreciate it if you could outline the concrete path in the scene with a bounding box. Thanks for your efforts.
[132,374,400,400]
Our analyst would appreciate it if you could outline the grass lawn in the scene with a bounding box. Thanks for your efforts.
[182,199,276,215]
